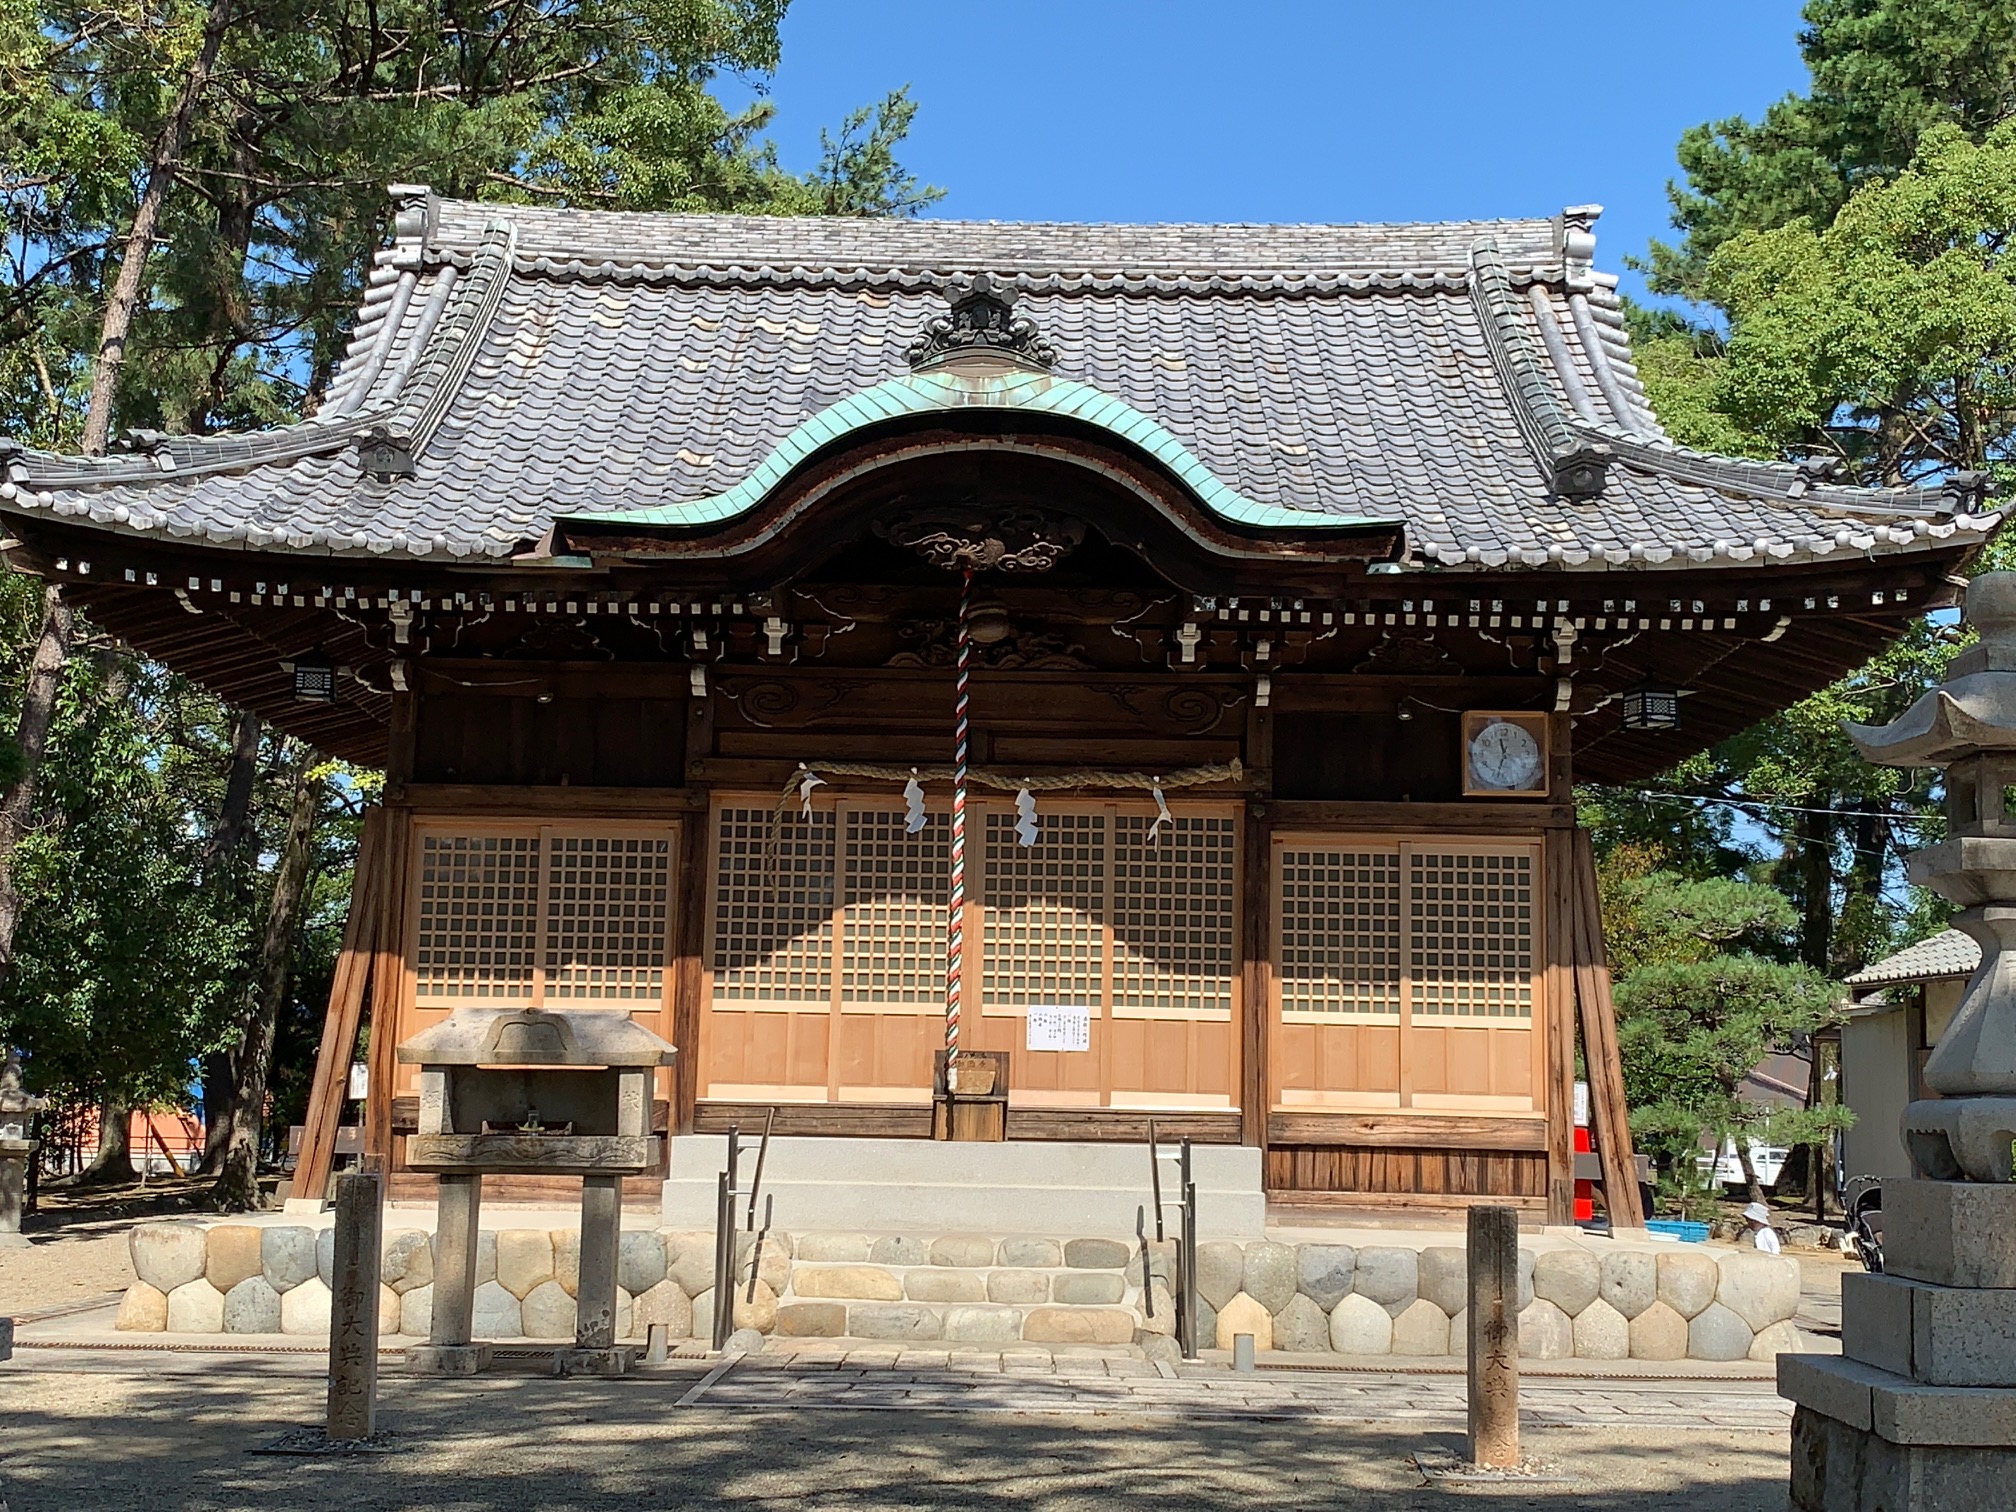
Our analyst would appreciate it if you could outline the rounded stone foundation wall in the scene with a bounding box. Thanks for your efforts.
[117,1223,1809,1362]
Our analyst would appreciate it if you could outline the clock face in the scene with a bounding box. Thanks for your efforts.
[1469,720,1543,792]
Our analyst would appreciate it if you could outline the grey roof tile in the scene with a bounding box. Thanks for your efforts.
[3,196,2003,567]
[1844,928,1978,987]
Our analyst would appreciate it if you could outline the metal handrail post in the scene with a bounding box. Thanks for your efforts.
[1148,1118,1165,1243]
[745,1107,774,1231]
[711,1169,733,1351]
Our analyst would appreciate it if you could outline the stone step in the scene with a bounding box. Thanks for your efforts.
[766,1296,1146,1348]
[663,1134,1265,1235]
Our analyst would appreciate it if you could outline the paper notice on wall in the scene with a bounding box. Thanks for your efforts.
[1026,1006,1092,1053]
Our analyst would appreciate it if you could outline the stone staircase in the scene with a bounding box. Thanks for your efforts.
[709,1231,1170,1348]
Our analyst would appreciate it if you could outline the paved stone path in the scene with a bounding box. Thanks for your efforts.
[685,1351,1793,1433]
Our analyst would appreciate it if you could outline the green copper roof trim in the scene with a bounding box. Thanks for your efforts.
[560,367,1397,534]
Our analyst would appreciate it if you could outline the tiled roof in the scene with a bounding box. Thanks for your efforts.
[2,190,2002,565]
[1844,928,1979,988]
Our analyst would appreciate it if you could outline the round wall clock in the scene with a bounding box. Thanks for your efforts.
[1461,712,1549,797]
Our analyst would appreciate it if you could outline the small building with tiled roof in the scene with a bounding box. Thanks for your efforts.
[2,189,2002,1225]
[1839,928,1977,1179]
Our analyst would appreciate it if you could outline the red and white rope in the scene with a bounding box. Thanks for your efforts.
[945,568,974,1070]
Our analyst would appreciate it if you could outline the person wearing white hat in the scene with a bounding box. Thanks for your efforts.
[1743,1201,1782,1254]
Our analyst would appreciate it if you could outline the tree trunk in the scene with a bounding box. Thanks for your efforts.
[199,1053,234,1176]
[1792,807,1836,973]
[198,709,262,1173]
[77,1096,136,1185]
[203,709,262,879]
[80,0,236,454]
[1736,1139,1767,1210]
[0,587,75,977]
[211,756,322,1212]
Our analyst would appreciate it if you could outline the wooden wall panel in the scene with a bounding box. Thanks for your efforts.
[1274,1023,1402,1104]
[1265,1143,1548,1198]
[1273,711,1463,801]
[703,1009,830,1097]
[413,692,686,788]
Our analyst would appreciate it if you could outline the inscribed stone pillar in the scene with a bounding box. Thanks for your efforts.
[325,1170,382,1441]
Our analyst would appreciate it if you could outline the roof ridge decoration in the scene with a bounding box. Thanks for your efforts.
[1468,239,1611,499]
[1467,238,2008,533]
[0,217,516,504]
[906,275,1057,371]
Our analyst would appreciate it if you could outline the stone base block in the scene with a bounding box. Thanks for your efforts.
[1792,1406,2016,1512]
[406,1343,493,1376]
[553,1346,632,1377]
[1781,1353,2016,1446]
[1843,1271,2016,1386]
[0,1232,27,1249]
[1885,1179,2016,1288]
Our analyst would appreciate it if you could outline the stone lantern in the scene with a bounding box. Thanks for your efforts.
[0,1048,48,1248]
[396,1006,676,1376]
[1779,571,2016,1508]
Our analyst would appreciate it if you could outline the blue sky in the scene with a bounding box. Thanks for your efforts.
[747,0,1812,305]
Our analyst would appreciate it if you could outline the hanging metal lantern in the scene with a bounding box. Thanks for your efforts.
[289,651,338,704]
[1620,686,1681,731]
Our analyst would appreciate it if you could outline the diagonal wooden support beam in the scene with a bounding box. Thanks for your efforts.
[291,807,387,1206]
[1569,827,1646,1230]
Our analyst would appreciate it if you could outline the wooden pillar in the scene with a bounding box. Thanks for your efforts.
[1466,1203,1521,1468]
[364,808,413,1165]
[1240,799,1273,1149]
[1569,827,1645,1230]
[1241,693,1275,1150]
[292,808,387,1207]
[672,794,709,1135]
[1541,825,1578,1226]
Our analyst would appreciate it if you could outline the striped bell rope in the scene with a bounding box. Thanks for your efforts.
[945,567,974,1072]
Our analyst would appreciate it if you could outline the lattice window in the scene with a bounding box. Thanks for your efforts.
[1111,815,1236,1017]
[710,807,835,1005]
[980,810,1106,1011]
[840,809,950,1008]
[1277,847,1401,1019]
[543,835,672,1002]
[414,834,541,1004]
[1409,850,1534,1019]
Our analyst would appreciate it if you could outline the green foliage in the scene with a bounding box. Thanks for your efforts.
[1649,0,2016,298]
[1,0,939,443]
[1705,123,2016,481]
[0,649,247,1107]
[1609,872,1852,1181]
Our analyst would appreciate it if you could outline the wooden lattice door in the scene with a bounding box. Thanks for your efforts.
[1271,835,1543,1117]
[402,820,679,1106]
[700,794,1241,1110]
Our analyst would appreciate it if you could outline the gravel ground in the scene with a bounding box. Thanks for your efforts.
[0,1224,134,1315]
[0,1359,1789,1512]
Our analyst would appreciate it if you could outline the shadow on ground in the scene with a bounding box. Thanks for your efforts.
[0,1364,1787,1512]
